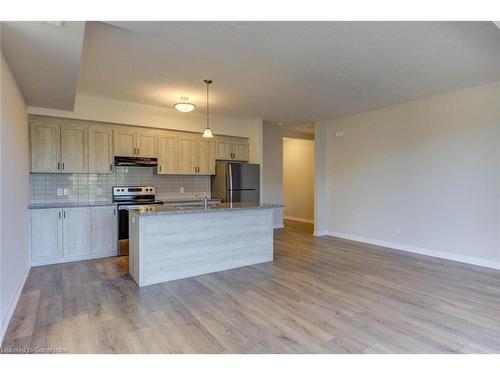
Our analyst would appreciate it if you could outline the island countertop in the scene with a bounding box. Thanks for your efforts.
[127,202,282,216]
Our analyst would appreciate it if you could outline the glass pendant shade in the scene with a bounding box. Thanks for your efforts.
[202,128,213,138]
[174,97,196,112]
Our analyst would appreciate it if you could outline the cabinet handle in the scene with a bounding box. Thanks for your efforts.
[110,164,113,171]
[159,165,161,172]
[113,208,116,215]
[62,162,65,170]
[63,211,66,219]
[58,211,61,219]
[137,148,140,155]
[57,162,61,170]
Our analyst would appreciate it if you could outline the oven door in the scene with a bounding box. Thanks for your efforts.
[118,206,131,256]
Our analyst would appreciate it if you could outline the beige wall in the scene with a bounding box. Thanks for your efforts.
[262,122,314,228]
[28,94,263,165]
[318,81,500,268]
[283,138,314,222]
[0,52,30,343]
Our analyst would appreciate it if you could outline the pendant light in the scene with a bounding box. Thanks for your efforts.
[202,79,214,138]
[174,96,196,112]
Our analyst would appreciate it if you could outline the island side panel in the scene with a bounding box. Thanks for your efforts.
[128,210,143,286]
[140,208,273,286]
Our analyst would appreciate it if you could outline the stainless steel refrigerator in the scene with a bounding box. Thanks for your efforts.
[211,162,260,203]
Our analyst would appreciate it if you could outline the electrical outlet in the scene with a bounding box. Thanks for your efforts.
[63,188,68,196]
[56,188,63,196]
[180,187,184,194]
[335,131,345,137]
[97,188,103,195]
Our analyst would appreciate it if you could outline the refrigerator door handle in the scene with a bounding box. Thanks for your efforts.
[228,163,233,191]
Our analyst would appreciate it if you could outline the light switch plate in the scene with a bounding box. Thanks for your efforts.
[63,188,68,196]
[97,188,103,195]
[180,187,184,194]
[335,131,345,137]
[56,188,63,196]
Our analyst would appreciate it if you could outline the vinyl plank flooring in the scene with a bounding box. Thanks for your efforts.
[3,220,500,353]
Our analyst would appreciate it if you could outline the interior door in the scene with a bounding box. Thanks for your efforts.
[61,125,88,173]
[177,135,197,174]
[196,138,215,174]
[157,134,177,174]
[62,207,90,258]
[89,128,113,173]
[137,132,157,157]
[114,129,137,156]
[30,121,61,172]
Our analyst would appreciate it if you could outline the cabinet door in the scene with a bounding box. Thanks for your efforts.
[232,139,249,161]
[61,125,88,173]
[62,207,90,258]
[197,138,215,175]
[177,135,197,174]
[31,209,63,262]
[91,206,117,255]
[114,129,137,156]
[30,121,61,172]
[215,137,233,160]
[137,132,157,157]
[157,133,177,174]
[89,128,113,173]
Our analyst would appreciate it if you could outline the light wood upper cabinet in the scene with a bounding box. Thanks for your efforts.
[30,208,63,262]
[30,121,61,173]
[232,139,249,161]
[136,131,157,157]
[91,206,117,255]
[215,136,249,162]
[89,128,113,173]
[114,128,137,157]
[62,207,90,258]
[157,133,177,174]
[177,135,197,174]
[197,138,215,175]
[61,124,88,173]
[215,136,233,160]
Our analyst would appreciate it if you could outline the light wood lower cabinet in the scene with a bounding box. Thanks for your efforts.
[62,207,91,258]
[31,206,117,265]
[30,208,63,262]
[91,206,117,255]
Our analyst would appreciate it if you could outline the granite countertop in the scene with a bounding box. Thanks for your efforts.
[29,202,117,209]
[128,202,283,216]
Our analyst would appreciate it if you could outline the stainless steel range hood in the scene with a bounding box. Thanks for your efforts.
[114,156,158,167]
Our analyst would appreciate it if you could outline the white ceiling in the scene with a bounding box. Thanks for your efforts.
[2,21,499,123]
[1,21,85,110]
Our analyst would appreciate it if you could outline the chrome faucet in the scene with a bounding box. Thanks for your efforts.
[202,192,208,210]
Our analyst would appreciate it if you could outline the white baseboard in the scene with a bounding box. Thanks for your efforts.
[273,224,284,229]
[1,265,30,345]
[325,231,500,271]
[31,251,117,267]
[284,216,314,224]
[313,229,329,237]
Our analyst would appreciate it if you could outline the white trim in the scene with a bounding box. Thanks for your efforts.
[31,251,117,267]
[284,215,314,224]
[313,229,329,237]
[273,224,284,229]
[0,265,30,345]
[325,231,500,271]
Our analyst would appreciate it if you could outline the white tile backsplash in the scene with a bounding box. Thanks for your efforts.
[30,166,211,204]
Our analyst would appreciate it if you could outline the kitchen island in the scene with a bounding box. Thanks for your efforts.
[127,202,278,286]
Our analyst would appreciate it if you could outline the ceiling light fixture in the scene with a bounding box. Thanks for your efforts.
[202,80,214,138]
[174,96,196,113]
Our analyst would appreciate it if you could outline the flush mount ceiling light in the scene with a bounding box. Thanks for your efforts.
[174,96,196,113]
[202,79,214,138]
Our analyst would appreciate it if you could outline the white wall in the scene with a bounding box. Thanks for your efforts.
[262,122,314,228]
[28,94,263,164]
[283,138,314,222]
[0,52,30,343]
[319,81,500,268]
